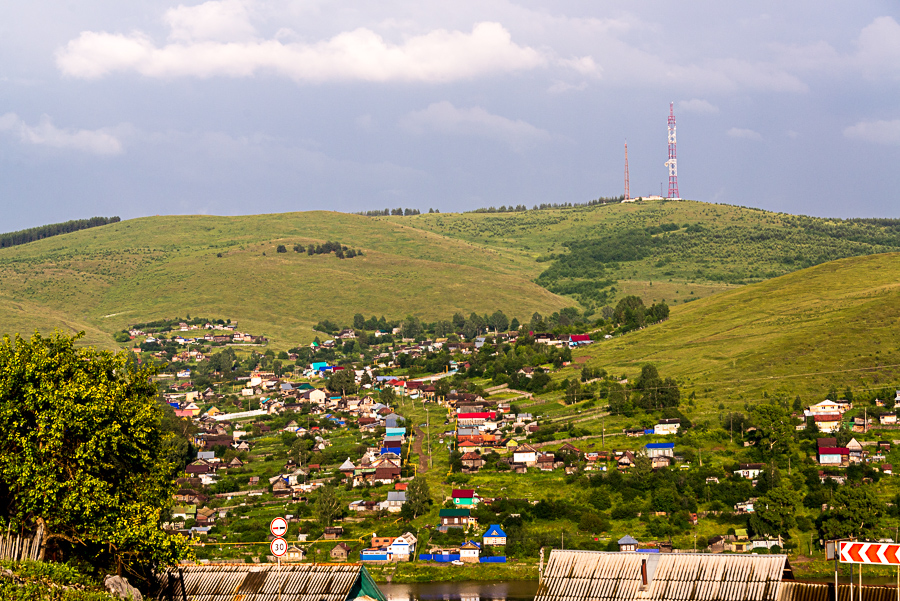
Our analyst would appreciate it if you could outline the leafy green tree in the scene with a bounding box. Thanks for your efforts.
[818,486,883,541]
[405,476,433,518]
[0,332,191,571]
[749,486,800,537]
[327,368,357,395]
[750,403,795,458]
[315,485,342,526]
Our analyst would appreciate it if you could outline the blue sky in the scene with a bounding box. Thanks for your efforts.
[1,0,898,230]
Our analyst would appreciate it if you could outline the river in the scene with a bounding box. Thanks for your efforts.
[380,581,539,601]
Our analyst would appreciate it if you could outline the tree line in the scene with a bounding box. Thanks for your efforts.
[0,216,120,248]
[277,241,363,259]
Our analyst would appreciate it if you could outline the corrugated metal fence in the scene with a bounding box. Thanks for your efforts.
[0,529,42,562]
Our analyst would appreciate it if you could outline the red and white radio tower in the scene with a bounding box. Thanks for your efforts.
[666,102,679,199]
[624,140,630,201]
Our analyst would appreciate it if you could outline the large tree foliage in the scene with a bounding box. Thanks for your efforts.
[818,486,883,541]
[0,332,190,571]
[404,476,433,519]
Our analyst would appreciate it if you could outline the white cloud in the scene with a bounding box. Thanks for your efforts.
[0,113,123,155]
[678,98,718,114]
[400,101,551,151]
[558,55,601,78]
[727,127,762,141]
[56,20,546,83]
[165,0,257,43]
[856,16,900,80]
[843,119,900,145]
[547,80,588,94]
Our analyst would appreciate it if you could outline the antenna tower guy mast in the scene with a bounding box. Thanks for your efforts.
[666,102,679,199]
[624,140,630,201]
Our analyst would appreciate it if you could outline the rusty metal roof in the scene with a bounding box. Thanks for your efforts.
[778,582,900,601]
[535,550,787,601]
[153,563,386,601]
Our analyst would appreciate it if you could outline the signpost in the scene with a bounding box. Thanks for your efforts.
[270,517,288,567]
[837,541,900,601]
[270,517,288,538]
[839,541,900,565]
[271,537,287,558]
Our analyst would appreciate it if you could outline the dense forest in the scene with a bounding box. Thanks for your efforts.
[0,216,120,248]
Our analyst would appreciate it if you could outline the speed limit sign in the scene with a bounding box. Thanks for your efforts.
[270,517,287,538]
[271,537,287,557]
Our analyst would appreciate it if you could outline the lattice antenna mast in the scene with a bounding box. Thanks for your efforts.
[624,140,630,201]
[666,102,679,199]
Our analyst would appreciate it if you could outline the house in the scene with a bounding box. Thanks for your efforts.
[459,541,481,563]
[452,489,481,507]
[734,499,757,513]
[228,457,244,468]
[847,438,865,463]
[461,452,486,472]
[331,542,352,561]
[807,399,852,416]
[733,463,766,479]
[884,464,893,475]
[707,535,727,553]
[387,532,417,561]
[814,414,842,433]
[285,546,306,562]
[617,451,636,470]
[644,443,675,458]
[324,527,344,540]
[651,455,672,470]
[654,419,681,436]
[483,524,507,546]
[617,535,638,552]
[385,491,407,513]
[817,447,850,467]
[439,508,473,528]
[881,413,897,425]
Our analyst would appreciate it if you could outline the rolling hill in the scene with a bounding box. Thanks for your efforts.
[568,251,900,412]
[0,212,572,348]
[3,199,900,358]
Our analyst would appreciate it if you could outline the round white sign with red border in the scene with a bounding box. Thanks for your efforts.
[271,537,287,557]
[270,517,287,538]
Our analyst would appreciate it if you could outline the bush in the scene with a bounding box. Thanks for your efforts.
[276,245,287,253]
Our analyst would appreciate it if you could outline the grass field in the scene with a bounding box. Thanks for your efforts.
[0,212,572,348]
[557,252,900,414]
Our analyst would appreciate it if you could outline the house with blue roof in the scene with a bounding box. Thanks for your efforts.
[644,443,675,458]
[483,525,507,546]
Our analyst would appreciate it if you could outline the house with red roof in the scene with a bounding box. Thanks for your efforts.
[451,489,481,507]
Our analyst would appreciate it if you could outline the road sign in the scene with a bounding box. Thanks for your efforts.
[271,537,287,557]
[839,541,900,564]
[270,517,288,538]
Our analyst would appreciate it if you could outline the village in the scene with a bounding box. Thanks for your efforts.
[133,316,900,572]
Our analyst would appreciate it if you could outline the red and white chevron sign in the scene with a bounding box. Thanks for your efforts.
[839,541,900,564]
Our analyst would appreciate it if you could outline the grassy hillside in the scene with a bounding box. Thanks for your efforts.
[0,212,572,348]
[565,251,900,413]
[398,200,900,308]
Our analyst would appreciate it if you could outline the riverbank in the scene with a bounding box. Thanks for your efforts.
[366,561,539,584]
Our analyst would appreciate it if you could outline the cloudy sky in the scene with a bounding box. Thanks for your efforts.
[1,1,899,230]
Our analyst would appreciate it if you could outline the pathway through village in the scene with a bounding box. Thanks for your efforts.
[414,427,429,474]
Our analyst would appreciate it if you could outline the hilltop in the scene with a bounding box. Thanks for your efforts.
[398,200,900,309]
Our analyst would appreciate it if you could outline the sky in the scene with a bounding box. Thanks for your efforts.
[1,1,899,230]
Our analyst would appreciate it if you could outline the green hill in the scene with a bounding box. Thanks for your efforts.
[0,212,571,347]
[568,251,900,411]
[3,200,900,352]
[399,199,900,309]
